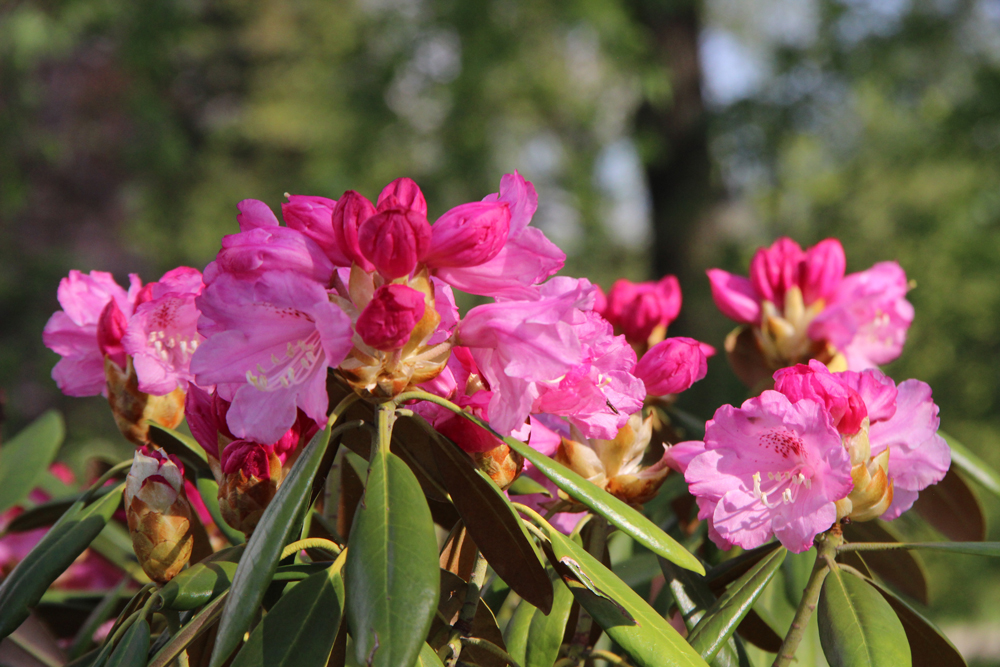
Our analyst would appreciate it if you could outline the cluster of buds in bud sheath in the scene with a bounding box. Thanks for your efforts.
[124,447,194,583]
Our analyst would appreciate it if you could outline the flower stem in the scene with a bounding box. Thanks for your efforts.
[772,525,843,667]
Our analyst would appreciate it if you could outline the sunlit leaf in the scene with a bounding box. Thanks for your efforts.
[230,564,345,667]
[525,575,574,667]
[346,450,439,667]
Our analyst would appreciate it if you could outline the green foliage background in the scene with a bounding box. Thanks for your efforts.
[2,0,1000,661]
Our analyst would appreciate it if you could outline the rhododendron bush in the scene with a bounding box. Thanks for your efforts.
[0,174,993,667]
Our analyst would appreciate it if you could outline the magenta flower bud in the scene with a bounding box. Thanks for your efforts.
[221,440,273,480]
[635,337,714,397]
[706,269,761,324]
[774,360,867,435]
[603,276,682,346]
[282,195,339,257]
[800,239,846,305]
[355,284,427,350]
[377,177,427,216]
[330,191,377,271]
[424,201,511,268]
[97,300,129,369]
[749,237,805,305]
[358,208,432,279]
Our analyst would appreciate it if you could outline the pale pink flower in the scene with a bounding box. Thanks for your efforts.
[43,270,142,396]
[671,391,853,553]
[458,277,643,438]
[191,270,353,443]
[635,337,715,397]
[123,267,205,395]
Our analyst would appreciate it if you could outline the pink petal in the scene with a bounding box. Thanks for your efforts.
[706,269,761,324]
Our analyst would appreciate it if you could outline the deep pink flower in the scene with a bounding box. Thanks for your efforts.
[191,270,354,443]
[433,172,565,299]
[635,337,715,397]
[355,284,427,351]
[97,299,130,369]
[674,391,853,553]
[773,360,867,435]
[601,276,682,346]
[123,267,205,395]
[424,201,511,268]
[330,191,377,271]
[378,177,428,216]
[357,208,432,280]
[281,195,338,257]
[706,270,760,324]
[43,270,142,397]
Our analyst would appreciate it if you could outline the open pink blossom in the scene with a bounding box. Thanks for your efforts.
[457,277,643,438]
[836,370,950,519]
[707,237,912,371]
[600,276,682,346]
[123,267,205,395]
[433,171,565,299]
[43,270,142,396]
[671,391,853,553]
[635,337,715,397]
[191,270,353,443]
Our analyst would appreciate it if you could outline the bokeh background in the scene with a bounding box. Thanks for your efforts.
[3,0,1000,662]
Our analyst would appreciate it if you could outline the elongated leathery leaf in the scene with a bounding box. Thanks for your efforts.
[346,450,439,667]
[0,410,64,515]
[912,468,986,542]
[659,558,750,667]
[525,574,574,667]
[106,619,151,667]
[417,642,446,667]
[231,564,345,667]
[503,598,537,666]
[0,482,123,639]
[534,517,709,667]
[863,576,966,667]
[818,566,911,667]
[209,425,334,667]
[428,428,553,613]
[401,390,703,574]
[941,431,1000,499]
[686,546,786,663]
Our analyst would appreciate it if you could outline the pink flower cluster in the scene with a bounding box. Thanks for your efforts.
[667,361,949,552]
[708,237,913,370]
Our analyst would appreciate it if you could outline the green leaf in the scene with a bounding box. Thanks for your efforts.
[160,561,239,610]
[502,598,537,666]
[416,642,446,667]
[0,410,64,515]
[4,485,118,533]
[704,542,783,595]
[209,425,334,667]
[106,619,151,667]
[940,431,1000,499]
[147,423,208,466]
[148,592,229,667]
[912,468,986,542]
[782,549,816,608]
[346,450,440,667]
[818,566,912,667]
[538,520,710,667]
[231,564,345,667]
[507,475,552,497]
[428,428,553,613]
[843,521,928,604]
[196,474,245,545]
[686,546,786,662]
[525,575,574,667]
[659,558,751,667]
[862,577,967,667]
[408,392,703,574]
[0,482,123,640]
